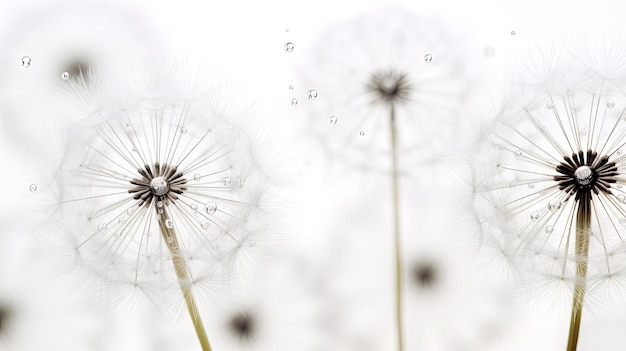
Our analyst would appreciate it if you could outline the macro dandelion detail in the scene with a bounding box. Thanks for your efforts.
[52,67,274,351]
[470,46,626,351]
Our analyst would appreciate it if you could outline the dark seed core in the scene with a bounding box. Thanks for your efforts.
[128,163,187,207]
[553,150,617,201]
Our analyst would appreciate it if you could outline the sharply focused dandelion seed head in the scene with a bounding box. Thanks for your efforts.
[298,6,474,172]
[469,40,626,309]
[48,64,280,315]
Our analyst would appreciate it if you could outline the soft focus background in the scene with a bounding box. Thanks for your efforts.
[1,0,626,350]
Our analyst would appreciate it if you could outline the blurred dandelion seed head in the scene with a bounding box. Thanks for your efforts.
[228,311,256,342]
[298,6,475,172]
[470,41,626,309]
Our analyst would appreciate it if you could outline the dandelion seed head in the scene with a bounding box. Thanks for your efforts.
[470,41,626,308]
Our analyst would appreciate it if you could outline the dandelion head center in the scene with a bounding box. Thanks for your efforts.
[554,150,617,198]
[149,177,169,196]
[366,70,412,104]
[129,163,188,207]
[574,166,593,186]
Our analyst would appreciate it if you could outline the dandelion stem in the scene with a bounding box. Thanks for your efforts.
[389,104,404,351]
[566,195,591,351]
[158,206,213,351]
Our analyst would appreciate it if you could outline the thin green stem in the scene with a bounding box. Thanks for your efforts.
[389,104,404,351]
[566,195,591,351]
[158,206,213,351]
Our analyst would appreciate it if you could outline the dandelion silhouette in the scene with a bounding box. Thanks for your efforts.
[470,44,626,351]
[411,261,438,289]
[300,7,472,350]
[53,67,272,351]
[228,311,256,342]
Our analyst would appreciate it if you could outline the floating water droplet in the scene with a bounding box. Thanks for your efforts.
[205,202,217,214]
[190,204,198,211]
[126,121,133,128]
[509,182,516,188]
[329,116,338,125]
[166,236,174,243]
[222,177,232,186]
[510,30,516,36]
[289,85,294,90]
[545,225,554,234]
[81,161,91,168]
[528,183,535,189]
[127,207,135,215]
[157,208,163,214]
[424,54,432,62]
[157,201,163,208]
[359,131,365,136]
[29,184,37,192]
[291,98,298,106]
[619,194,626,203]
[617,149,623,155]
[179,126,187,134]
[547,199,562,211]
[131,146,137,152]
[194,174,201,181]
[530,211,539,221]
[620,218,626,226]
[201,221,210,229]
[306,90,318,100]
[285,28,289,32]
[165,219,174,228]
[514,150,522,157]
[284,42,295,52]
[249,241,257,247]
[21,56,31,68]
[608,101,615,108]
[61,72,70,80]
[546,102,554,109]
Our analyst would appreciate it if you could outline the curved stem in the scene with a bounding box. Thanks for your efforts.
[566,195,591,351]
[158,206,213,351]
[389,104,404,351]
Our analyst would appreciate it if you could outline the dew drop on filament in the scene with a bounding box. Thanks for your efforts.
[424,54,432,62]
[284,42,295,52]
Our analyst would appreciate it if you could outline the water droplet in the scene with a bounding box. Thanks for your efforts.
[546,102,554,109]
[157,208,163,214]
[222,177,232,186]
[359,131,365,136]
[131,146,137,152]
[291,98,298,106]
[547,199,562,211]
[194,174,201,181]
[61,72,70,80]
[329,116,338,125]
[620,218,626,226]
[118,216,127,224]
[575,166,593,186]
[249,241,257,247]
[98,222,108,231]
[510,30,516,36]
[608,101,615,108]
[126,208,135,215]
[29,184,37,192]
[514,150,522,157]
[424,54,432,62]
[21,56,31,68]
[205,202,217,214]
[284,42,295,52]
[528,183,535,189]
[306,90,318,100]
[202,221,210,229]
[157,201,163,208]
[165,219,174,228]
[530,211,539,221]
[509,182,516,188]
[190,204,198,211]
[115,230,122,238]
[166,236,174,243]
[545,225,554,234]
[179,126,187,134]
[289,85,294,90]
[126,121,133,128]
[80,161,91,168]
[285,28,289,32]
[211,242,220,250]
[618,149,623,155]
